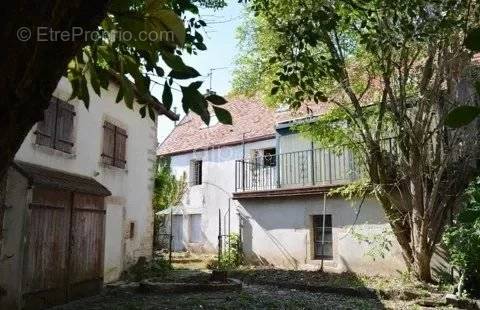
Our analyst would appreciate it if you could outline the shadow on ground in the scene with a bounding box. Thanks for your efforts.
[54,268,386,310]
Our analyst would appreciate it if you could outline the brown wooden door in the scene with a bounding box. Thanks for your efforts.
[22,188,106,309]
[67,193,105,300]
[22,188,71,309]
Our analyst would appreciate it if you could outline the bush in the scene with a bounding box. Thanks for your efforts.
[124,255,172,282]
[443,178,480,297]
[209,233,244,271]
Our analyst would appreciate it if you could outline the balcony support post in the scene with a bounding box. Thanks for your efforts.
[310,141,315,186]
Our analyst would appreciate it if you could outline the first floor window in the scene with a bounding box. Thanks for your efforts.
[189,160,202,185]
[35,97,75,153]
[102,122,127,169]
[263,148,277,167]
[313,215,333,259]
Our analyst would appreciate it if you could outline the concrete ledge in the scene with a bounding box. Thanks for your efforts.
[233,185,343,200]
[138,278,242,294]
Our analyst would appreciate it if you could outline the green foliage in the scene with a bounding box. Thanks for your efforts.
[445,106,480,128]
[443,178,480,297]
[351,226,394,261]
[67,0,231,125]
[237,0,480,281]
[328,179,372,200]
[124,255,172,281]
[152,158,186,213]
[208,234,244,271]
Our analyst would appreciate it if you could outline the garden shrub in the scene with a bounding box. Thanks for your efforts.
[207,234,244,271]
[443,178,480,297]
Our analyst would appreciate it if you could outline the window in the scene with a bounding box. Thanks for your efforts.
[263,148,277,167]
[102,122,127,169]
[189,160,202,185]
[35,97,75,153]
[129,222,135,239]
[313,215,333,259]
[188,214,202,243]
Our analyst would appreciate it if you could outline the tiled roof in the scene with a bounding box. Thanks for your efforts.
[157,96,331,156]
[158,97,276,156]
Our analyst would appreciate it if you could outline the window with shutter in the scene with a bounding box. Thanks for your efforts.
[114,127,127,169]
[189,160,202,185]
[35,97,75,153]
[102,122,127,169]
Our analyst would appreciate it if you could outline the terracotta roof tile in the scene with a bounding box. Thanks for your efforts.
[157,96,331,156]
[158,97,276,155]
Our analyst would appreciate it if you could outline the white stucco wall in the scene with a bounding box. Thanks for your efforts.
[167,133,405,275]
[169,139,276,251]
[14,77,157,282]
[237,196,406,275]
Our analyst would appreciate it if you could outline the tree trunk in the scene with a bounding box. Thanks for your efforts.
[413,246,433,282]
[0,0,111,179]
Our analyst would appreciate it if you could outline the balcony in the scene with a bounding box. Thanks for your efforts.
[234,146,361,199]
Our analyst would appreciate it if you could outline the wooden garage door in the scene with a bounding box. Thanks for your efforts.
[22,188,106,309]
[22,188,70,309]
[68,193,105,299]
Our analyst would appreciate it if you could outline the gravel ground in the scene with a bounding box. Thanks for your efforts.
[54,283,383,310]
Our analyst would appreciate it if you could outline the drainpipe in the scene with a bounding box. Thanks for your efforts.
[320,193,326,272]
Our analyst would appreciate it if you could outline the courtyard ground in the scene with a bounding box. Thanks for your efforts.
[54,253,454,310]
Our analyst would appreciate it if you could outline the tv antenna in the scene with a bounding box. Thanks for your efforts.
[207,67,229,92]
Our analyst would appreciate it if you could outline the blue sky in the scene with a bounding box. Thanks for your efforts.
[155,2,246,143]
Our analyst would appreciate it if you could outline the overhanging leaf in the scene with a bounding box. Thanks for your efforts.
[213,106,232,125]
[146,10,186,46]
[162,81,173,109]
[169,66,201,79]
[445,106,480,128]
[181,85,207,118]
[464,28,480,52]
[206,94,227,105]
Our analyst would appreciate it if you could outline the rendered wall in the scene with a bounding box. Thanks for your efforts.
[14,77,157,282]
[237,196,406,275]
[168,139,276,251]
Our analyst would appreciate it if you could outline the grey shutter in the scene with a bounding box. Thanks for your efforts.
[54,100,75,153]
[189,160,195,185]
[189,160,202,185]
[35,97,57,147]
[114,127,127,169]
[102,122,115,165]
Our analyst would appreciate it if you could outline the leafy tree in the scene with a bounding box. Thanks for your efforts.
[152,157,186,248]
[0,0,231,181]
[237,0,480,281]
[443,178,480,298]
[445,28,480,127]
[153,157,186,213]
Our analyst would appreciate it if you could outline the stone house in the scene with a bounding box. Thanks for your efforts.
[158,97,407,275]
[0,77,177,309]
